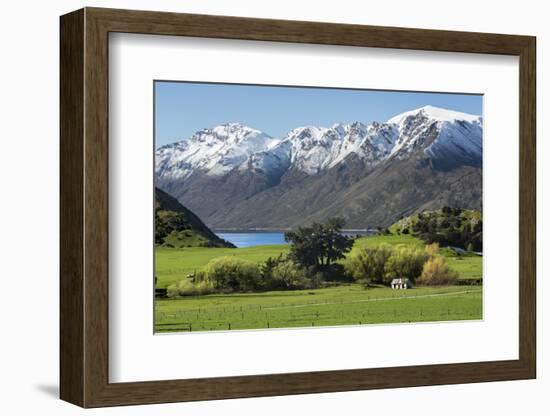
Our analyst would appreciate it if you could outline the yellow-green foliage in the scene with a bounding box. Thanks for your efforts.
[155,245,290,288]
[204,256,261,292]
[167,279,215,297]
[425,242,440,257]
[346,244,429,284]
[346,245,393,284]
[271,260,311,289]
[383,246,428,284]
[417,255,459,286]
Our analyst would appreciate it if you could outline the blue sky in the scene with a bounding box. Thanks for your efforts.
[155,81,482,148]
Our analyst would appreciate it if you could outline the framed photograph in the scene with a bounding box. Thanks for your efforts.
[60,7,536,407]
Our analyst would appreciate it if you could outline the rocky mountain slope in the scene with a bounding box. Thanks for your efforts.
[155,106,483,229]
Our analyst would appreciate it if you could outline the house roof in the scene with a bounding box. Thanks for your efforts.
[391,278,410,284]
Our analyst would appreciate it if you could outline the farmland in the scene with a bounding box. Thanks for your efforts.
[155,234,482,288]
[154,234,482,332]
[156,244,290,288]
[155,284,482,332]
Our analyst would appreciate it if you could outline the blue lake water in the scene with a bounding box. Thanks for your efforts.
[215,232,287,248]
[215,230,374,248]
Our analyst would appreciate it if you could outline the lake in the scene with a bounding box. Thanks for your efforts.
[215,232,287,248]
[215,230,375,248]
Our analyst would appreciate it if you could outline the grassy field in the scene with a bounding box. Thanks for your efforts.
[154,234,482,332]
[155,234,482,288]
[155,284,482,332]
[156,244,291,288]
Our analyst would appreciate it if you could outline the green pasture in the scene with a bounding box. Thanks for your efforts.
[156,244,290,288]
[155,234,482,288]
[155,284,482,332]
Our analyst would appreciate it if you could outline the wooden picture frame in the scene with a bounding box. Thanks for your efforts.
[60,7,536,408]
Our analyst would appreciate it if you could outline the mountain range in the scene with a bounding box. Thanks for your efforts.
[155,105,483,229]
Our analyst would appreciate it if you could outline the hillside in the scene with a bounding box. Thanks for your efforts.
[156,106,482,229]
[389,207,482,251]
[155,188,235,248]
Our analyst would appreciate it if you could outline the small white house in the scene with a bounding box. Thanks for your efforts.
[391,278,412,289]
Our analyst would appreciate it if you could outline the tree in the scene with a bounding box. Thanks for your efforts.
[203,256,261,292]
[346,245,393,284]
[284,217,354,274]
[271,259,312,289]
[383,247,427,284]
[425,242,440,257]
[417,255,458,286]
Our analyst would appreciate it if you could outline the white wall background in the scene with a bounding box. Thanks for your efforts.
[0,0,546,414]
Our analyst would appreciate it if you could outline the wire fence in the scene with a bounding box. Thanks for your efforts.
[155,291,482,332]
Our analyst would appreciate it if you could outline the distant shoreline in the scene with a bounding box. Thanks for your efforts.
[213,228,377,234]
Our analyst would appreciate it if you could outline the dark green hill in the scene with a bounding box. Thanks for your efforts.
[389,207,482,252]
[155,187,235,248]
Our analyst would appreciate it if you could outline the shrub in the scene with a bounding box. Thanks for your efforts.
[204,256,261,292]
[167,279,215,297]
[346,245,393,284]
[417,255,458,286]
[190,270,207,283]
[383,247,427,284]
[270,260,313,289]
[425,242,440,257]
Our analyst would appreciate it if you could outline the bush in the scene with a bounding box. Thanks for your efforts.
[204,256,261,292]
[383,247,427,284]
[425,242,439,257]
[259,256,322,290]
[271,260,314,289]
[417,255,458,286]
[167,279,215,297]
[346,245,393,284]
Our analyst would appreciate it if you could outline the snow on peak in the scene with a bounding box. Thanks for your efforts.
[210,122,256,137]
[276,121,397,175]
[388,106,482,160]
[155,123,279,179]
[156,106,482,181]
[388,105,481,125]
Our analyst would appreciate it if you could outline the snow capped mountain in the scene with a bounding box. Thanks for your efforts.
[388,105,481,125]
[154,106,482,229]
[155,122,279,179]
[274,121,399,174]
[388,105,483,166]
[155,106,482,181]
